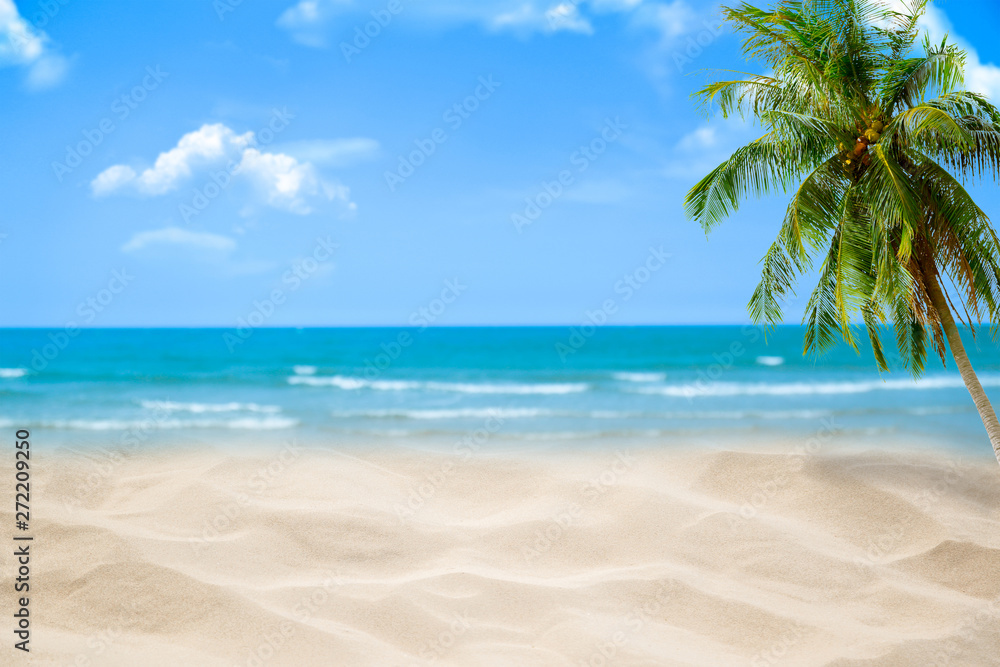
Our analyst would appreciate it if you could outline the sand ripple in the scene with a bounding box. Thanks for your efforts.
[2,445,999,665]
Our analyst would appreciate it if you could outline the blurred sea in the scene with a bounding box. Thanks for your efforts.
[2,326,998,452]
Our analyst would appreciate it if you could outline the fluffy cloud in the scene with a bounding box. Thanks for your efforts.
[0,0,69,90]
[491,2,593,35]
[121,227,237,253]
[869,2,999,100]
[917,3,1000,100]
[91,123,355,215]
[94,124,254,197]
[238,148,329,214]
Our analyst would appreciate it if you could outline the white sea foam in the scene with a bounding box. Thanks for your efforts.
[0,368,27,378]
[293,365,318,375]
[335,408,553,420]
[330,407,833,421]
[612,372,667,383]
[755,356,785,367]
[140,401,282,414]
[290,375,588,395]
[288,375,421,390]
[423,381,588,395]
[41,417,298,431]
[635,375,997,398]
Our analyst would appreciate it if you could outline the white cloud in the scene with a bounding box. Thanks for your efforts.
[98,124,253,196]
[0,0,68,89]
[874,0,1000,100]
[633,0,697,43]
[92,123,355,214]
[121,227,237,253]
[276,0,675,43]
[919,4,1000,100]
[665,116,751,180]
[238,148,328,214]
[677,126,716,151]
[543,4,594,34]
[91,165,138,197]
[272,138,380,167]
[0,0,44,63]
[277,0,353,47]
[491,2,593,35]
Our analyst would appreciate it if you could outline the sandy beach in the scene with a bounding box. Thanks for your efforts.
[1,440,998,666]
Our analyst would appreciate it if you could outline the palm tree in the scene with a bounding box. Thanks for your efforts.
[684,0,1000,465]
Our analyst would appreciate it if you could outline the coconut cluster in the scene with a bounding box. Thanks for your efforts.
[841,119,885,170]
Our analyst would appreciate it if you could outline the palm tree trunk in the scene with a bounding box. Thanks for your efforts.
[921,258,1000,465]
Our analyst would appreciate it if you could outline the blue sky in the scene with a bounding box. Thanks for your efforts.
[1,0,999,327]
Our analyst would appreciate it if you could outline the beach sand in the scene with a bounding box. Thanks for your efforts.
[4,440,1000,666]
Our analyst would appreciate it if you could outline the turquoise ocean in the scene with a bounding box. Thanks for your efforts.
[2,327,999,452]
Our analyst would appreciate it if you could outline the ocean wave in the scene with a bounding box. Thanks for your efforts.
[34,417,298,431]
[290,375,588,394]
[635,375,995,398]
[586,409,834,420]
[140,400,282,414]
[288,375,421,390]
[755,356,785,367]
[0,368,27,379]
[612,372,667,383]
[424,381,588,394]
[293,365,318,375]
[334,408,553,420]
[329,407,833,421]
